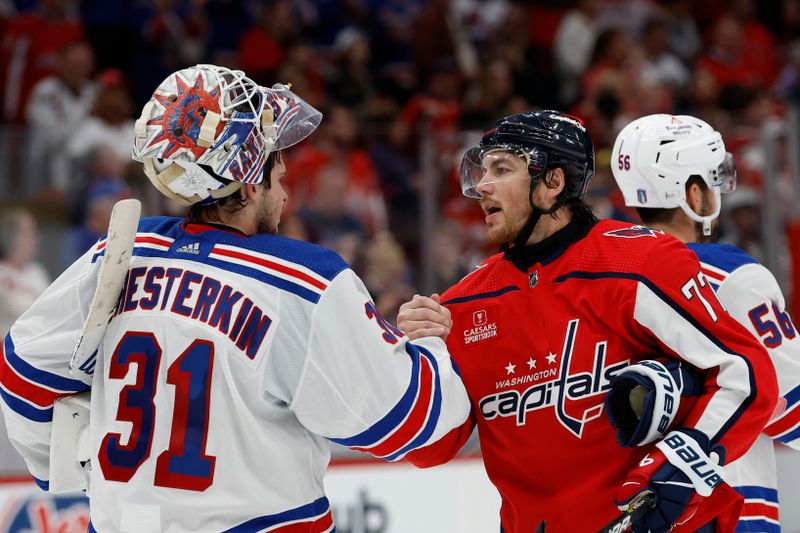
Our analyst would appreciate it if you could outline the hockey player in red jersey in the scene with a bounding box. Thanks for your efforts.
[398,110,778,532]
[611,114,800,532]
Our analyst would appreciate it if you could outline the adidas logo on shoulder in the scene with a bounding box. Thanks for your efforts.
[175,242,201,255]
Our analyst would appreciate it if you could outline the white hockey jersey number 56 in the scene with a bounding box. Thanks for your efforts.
[748,302,797,349]
[98,331,216,491]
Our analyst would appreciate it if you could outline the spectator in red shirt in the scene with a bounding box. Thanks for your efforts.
[697,15,775,89]
[285,103,388,236]
[0,0,84,123]
[237,0,296,86]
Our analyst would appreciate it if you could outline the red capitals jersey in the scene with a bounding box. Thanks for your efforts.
[407,219,778,532]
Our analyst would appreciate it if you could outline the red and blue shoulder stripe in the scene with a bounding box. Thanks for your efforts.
[0,335,89,422]
[329,343,443,461]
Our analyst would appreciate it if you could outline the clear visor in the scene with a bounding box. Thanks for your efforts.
[262,83,323,150]
[711,151,737,194]
[459,145,546,199]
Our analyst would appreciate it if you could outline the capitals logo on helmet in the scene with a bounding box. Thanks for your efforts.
[132,64,322,206]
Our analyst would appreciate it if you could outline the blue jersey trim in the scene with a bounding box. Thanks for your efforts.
[0,387,53,422]
[32,476,48,491]
[553,271,757,446]
[4,336,89,393]
[107,217,350,304]
[140,217,348,281]
[776,425,800,444]
[130,247,323,304]
[734,485,778,502]
[384,347,443,461]
[782,384,800,410]
[330,344,424,449]
[221,496,330,532]
[442,286,521,306]
[687,243,759,274]
[734,519,780,533]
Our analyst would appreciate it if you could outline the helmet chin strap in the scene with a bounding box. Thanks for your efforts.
[678,188,721,237]
[505,180,558,250]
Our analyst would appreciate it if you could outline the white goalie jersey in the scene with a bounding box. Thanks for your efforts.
[689,242,800,533]
[0,216,470,533]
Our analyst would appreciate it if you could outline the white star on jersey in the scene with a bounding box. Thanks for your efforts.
[505,362,516,374]
[527,357,536,369]
[546,352,558,364]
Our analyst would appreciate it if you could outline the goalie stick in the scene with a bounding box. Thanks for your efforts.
[597,491,655,533]
[68,198,141,380]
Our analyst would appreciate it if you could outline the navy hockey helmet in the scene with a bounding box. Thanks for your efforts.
[460,110,595,200]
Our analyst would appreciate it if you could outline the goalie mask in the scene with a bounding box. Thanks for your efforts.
[132,64,322,205]
[611,114,737,236]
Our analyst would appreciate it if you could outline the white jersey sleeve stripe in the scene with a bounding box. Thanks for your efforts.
[209,248,326,296]
[92,233,175,262]
[0,335,88,422]
[0,383,53,422]
[350,349,437,459]
[735,486,780,533]
[1,335,88,394]
[633,280,755,444]
[700,262,729,282]
[764,404,800,443]
[765,384,800,443]
[219,496,332,533]
[213,243,329,289]
[329,344,442,458]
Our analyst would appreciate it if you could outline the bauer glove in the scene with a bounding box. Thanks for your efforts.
[615,428,724,533]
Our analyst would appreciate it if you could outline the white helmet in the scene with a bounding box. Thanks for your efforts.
[611,114,736,236]
[132,64,322,205]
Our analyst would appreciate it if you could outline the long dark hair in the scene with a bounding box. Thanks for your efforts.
[189,151,283,223]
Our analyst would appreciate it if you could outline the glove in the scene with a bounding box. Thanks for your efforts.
[606,359,704,447]
[616,428,724,533]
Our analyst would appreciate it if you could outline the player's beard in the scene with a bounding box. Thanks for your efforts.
[488,209,529,245]
[255,190,283,235]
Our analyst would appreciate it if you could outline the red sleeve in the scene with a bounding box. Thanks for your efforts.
[404,411,476,468]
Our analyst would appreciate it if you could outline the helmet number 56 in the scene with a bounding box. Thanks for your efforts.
[618,154,631,171]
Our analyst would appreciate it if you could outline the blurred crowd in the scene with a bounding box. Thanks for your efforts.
[1,0,800,334]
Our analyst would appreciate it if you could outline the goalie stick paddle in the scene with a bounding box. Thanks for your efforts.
[597,492,655,533]
[69,198,141,380]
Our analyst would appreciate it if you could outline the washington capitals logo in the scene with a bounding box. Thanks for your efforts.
[478,319,629,438]
[146,73,222,159]
[603,225,663,239]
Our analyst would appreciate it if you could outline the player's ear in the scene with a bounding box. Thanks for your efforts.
[685,182,703,212]
[241,184,261,202]
[544,168,566,198]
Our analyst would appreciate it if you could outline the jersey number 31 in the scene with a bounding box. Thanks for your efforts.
[98,331,216,491]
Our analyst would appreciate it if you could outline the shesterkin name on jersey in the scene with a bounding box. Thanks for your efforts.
[479,319,629,438]
[112,266,272,360]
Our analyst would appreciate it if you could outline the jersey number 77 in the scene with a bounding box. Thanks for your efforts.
[98,331,217,491]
